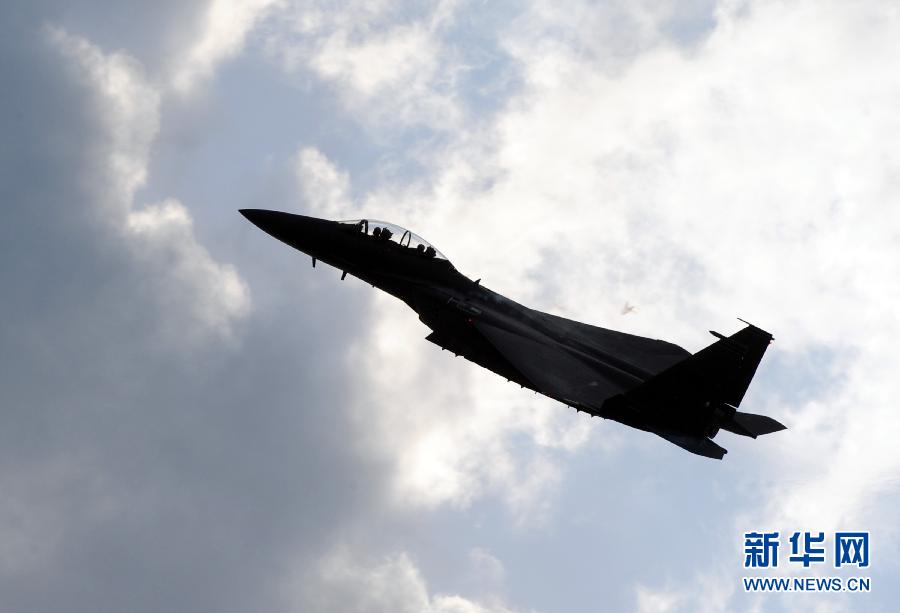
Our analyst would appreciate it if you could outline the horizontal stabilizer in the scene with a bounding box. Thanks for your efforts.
[656,432,727,460]
[720,411,787,438]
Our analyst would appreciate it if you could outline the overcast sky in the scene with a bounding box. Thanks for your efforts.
[3,1,900,611]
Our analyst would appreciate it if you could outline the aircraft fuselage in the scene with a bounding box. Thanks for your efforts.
[240,209,786,459]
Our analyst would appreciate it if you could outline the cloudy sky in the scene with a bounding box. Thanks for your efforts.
[3,1,899,611]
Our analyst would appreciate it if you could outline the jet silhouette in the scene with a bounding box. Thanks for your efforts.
[240,210,786,459]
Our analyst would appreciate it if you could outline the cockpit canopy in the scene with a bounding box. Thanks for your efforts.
[338,219,449,260]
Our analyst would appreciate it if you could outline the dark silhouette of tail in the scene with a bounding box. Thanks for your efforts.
[603,321,786,459]
[720,411,786,438]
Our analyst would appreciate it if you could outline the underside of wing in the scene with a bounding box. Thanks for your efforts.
[539,312,691,376]
[472,321,634,408]
[423,321,524,384]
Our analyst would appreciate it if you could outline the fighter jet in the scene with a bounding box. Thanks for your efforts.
[240,210,786,459]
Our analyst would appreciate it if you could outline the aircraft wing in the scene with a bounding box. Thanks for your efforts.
[472,320,636,408]
[539,312,691,374]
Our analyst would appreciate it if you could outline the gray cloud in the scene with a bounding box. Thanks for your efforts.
[0,6,388,612]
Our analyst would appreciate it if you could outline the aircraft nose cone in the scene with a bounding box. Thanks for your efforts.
[239,209,333,255]
[239,208,301,239]
[240,208,277,229]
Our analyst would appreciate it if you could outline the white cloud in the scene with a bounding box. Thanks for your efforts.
[441,0,900,607]
[297,0,900,575]
[126,199,250,343]
[171,0,281,93]
[48,26,160,209]
[635,583,683,613]
[265,0,464,129]
[634,571,736,613]
[311,25,436,97]
[346,292,590,521]
[292,547,515,613]
[294,146,353,218]
[50,28,250,347]
[468,547,507,589]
